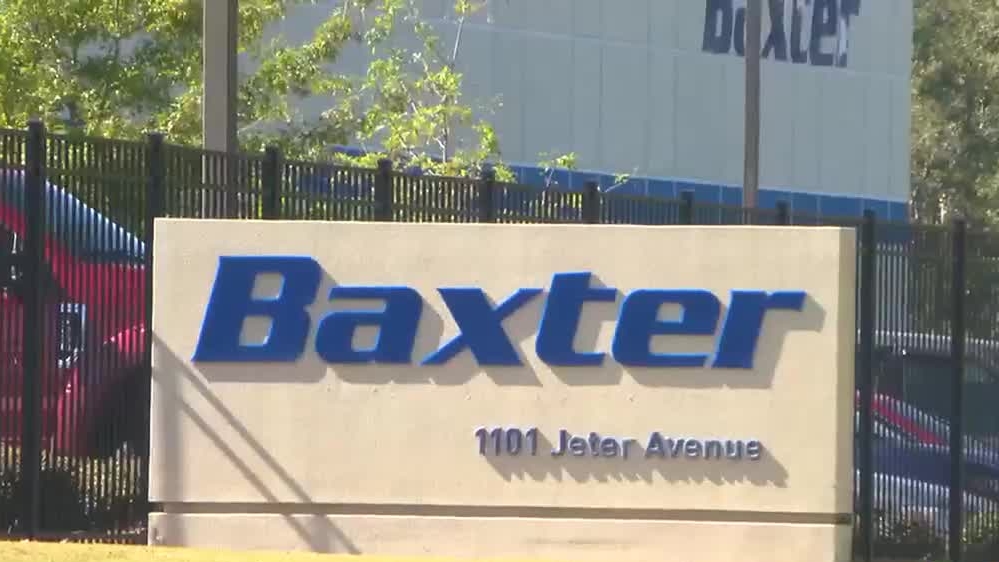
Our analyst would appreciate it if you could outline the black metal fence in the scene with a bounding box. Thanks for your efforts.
[1,120,998,561]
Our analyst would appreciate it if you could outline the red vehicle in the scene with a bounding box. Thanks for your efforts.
[0,169,148,459]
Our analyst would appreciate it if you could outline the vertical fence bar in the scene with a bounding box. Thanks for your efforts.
[142,133,165,525]
[262,146,281,220]
[583,181,600,224]
[949,217,967,562]
[775,201,790,225]
[20,119,46,539]
[375,159,393,222]
[858,209,876,562]
[680,191,694,225]
[144,132,164,336]
[479,168,496,223]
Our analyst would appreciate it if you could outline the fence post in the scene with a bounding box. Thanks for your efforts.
[144,132,165,292]
[479,168,496,223]
[375,158,393,221]
[857,209,876,562]
[679,190,695,225]
[949,217,968,562]
[140,132,165,507]
[582,180,601,224]
[262,146,282,220]
[775,200,790,225]
[20,119,46,539]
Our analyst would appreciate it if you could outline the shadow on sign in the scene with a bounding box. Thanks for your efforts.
[151,337,361,554]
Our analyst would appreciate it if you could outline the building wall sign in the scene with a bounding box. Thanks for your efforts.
[191,261,808,370]
[148,219,857,562]
[702,0,863,68]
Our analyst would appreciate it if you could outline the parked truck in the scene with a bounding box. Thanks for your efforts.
[0,168,147,459]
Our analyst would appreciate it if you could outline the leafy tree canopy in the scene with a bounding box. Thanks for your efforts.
[0,0,578,182]
[910,0,999,228]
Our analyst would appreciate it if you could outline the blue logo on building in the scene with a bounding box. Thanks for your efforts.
[191,256,808,369]
[702,0,862,68]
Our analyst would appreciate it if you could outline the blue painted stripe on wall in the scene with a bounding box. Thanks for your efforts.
[721,187,742,206]
[647,179,676,199]
[518,165,907,222]
[819,195,863,218]
[317,146,909,222]
[792,193,820,216]
[888,202,908,222]
[607,177,648,196]
[677,181,722,204]
[862,200,891,221]
[759,190,789,210]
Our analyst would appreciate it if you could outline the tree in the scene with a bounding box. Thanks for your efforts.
[0,0,575,183]
[0,0,238,140]
[239,0,520,181]
[906,0,999,340]
[910,0,999,228]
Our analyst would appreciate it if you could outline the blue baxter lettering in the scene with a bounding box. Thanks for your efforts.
[702,0,862,68]
[192,256,322,362]
[535,272,616,366]
[314,286,423,364]
[191,256,807,369]
[422,287,543,366]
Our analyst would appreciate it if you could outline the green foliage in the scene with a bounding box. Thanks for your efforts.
[0,0,573,182]
[911,0,999,228]
[0,445,146,534]
[239,0,529,180]
[538,152,578,188]
[0,0,283,140]
[907,0,999,341]
[965,510,999,546]
[878,514,945,555]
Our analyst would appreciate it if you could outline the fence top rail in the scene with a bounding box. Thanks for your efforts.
[165,143,268,164]
[0,127,27,138]
[0,124,975,236]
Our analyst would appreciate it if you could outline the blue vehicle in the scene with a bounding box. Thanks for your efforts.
[874,393,998,478]
[861,389,999,537]
[871,330,999,436]
[864,330,999,494]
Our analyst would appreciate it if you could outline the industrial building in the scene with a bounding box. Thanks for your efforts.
[263,0,914,221]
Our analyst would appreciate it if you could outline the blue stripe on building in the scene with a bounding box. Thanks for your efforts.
[308,147,909,223]
[509,164,909,223]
